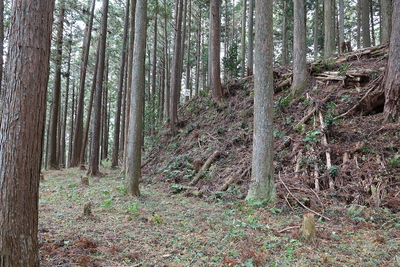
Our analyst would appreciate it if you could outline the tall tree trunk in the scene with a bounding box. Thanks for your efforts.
[195,9,202,96]
[291,0,308,98]
[87,0,109,176]
[68,82,76,165]
[0,0,4,92]
[47,5,65,170]
[241,0,247,78]
[339,0,345,53]
[362,0,371,47]
[324,0,335,55]
[169,0,184,133]
[126,0,147,197]
[281,0,288,65]
[163,0,170,121]
[61,36,73,167]
[380,0,392,43]
[101,57,109,160]
[70,0,96,167]
[111,0,130,168]
[151,8,158,133]
[370,1,375,46]
[246,0,276,204]
[185,0,192,101]
[248,0,254,73]
[383,0,400,123]
[356,0,361,49]
[210,0,223,101]
[0,0,54,264]
[123,0,137,171]
[313,0,319,59]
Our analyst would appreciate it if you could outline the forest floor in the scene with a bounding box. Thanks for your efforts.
[39,168,399,266]
[39,44,399,266]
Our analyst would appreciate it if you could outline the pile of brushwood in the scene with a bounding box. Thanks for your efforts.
[142,43,399,213]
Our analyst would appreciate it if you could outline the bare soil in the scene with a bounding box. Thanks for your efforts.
[39,46,400,266]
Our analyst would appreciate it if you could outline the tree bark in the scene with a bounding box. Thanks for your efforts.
[291,0,308,98]
[87,0,109,176]
[380,0,392,43]
[125,0,147,197]
[0,0,4,93]
[383,0,400,123]
[339,0,345,53]
[324,0,335,55]
[0,0,54,264]
[362,0,371,47]
[246,0,276,204]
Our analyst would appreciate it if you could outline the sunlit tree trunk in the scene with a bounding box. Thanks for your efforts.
[246,0,276,204]
[125,0,147,197]
[0,0,54,264]
[313,0,319,59]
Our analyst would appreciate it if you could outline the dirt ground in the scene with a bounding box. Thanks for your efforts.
[39,45,399,266]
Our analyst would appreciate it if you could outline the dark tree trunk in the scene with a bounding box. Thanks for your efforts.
[0,0,54,264]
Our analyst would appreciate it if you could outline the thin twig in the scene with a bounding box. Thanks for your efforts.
[279,172,331,221]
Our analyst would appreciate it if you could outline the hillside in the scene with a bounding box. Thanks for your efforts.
[143,43,399,212]
[38,45,400,266]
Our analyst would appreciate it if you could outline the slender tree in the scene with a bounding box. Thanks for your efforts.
[70,0,96,167]
[240,0,247,77]
[0,0,4,92]
[313,0,319,59]
[246,0,276,204]
[210,0,223,101]
[47,5,66,170]
[125,0,147,197]
[281,0,288,65]
[169,0,184,133]
[111,0,130,168]
[248,0,254,73]
[383,0,400,123]
[87,0,109,176]
[0,0,54,264]
[339,0,345,53]
[291,0,308,98]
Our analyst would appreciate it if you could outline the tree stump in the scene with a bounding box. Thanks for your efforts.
[83,203,92,216]
[299,213,316,240]
[81,175,89,186]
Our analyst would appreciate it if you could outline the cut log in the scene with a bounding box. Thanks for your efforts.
[300,213,316,240]
[189,150,220,186]
[319,111,334,190]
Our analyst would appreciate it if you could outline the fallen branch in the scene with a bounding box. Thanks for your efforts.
[319,111,334,190]
[295,95,330,129]
[220,166,251,191]
[189,150,220,186]
[279,172,331,221]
